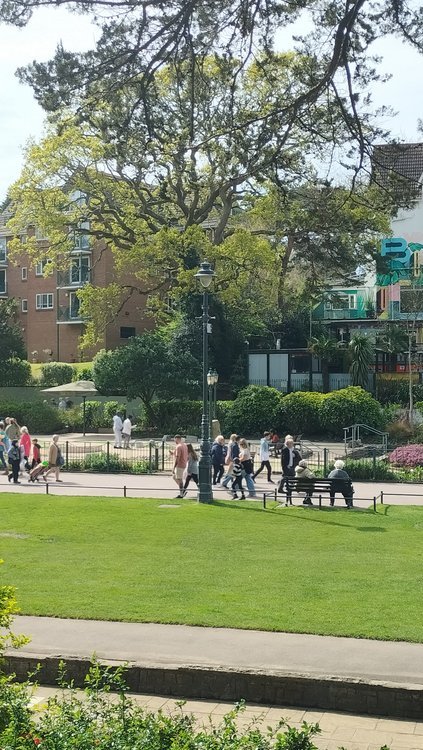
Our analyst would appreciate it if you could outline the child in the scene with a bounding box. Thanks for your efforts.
[230,457,245,499]
[31,439,41,469]
[295,459,315,506]
[182,444,199,497]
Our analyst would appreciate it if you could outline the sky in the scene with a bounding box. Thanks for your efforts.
[0,8,423,203]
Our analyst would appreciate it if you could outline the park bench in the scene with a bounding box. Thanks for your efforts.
[263,477,355,509]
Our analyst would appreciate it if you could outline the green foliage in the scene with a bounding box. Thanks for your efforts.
[0,400,63,433]
[72,366,93,381]
[83,453,124,473]
[0,663,322,750]
[279,392,324,436]
[216,400,234,435]
[386,420,414,443]
[93,333,201,418]
[229,385,283,436]
[377,378,423,406]
[103,401,121,425]
[0,299,26,362]
[342,459,397,481]
[151,400,202,435]
[319,387,383,437]
[349,333,373,389]
[40,362,75,387]
[1,358,31,386]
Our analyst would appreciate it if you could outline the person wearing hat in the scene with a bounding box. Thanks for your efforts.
[295,459,315,506]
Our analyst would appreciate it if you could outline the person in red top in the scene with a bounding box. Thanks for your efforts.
[172,434,188,498]
[31,438,41,470]
[19,426,32,462]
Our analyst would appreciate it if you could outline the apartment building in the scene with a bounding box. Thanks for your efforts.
[0,203,151,362]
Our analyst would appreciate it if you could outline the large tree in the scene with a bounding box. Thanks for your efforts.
[0,299,26,362]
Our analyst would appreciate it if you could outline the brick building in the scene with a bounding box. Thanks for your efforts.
[0,203,151,362]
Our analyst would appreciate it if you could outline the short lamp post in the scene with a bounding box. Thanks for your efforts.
[207,369,219,422]
[195,261,215,504]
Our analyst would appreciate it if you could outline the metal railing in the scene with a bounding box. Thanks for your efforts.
[343,424,389,453]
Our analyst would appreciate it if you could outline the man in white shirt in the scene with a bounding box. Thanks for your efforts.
[252,431,274,483]
[122,414,136,448]
[113,412,123,448]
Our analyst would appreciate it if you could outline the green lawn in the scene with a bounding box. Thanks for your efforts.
[0,494,422,641]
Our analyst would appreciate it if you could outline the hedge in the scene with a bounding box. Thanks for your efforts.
[319,387,383,437]
[0,400,63,433]
[40,362,75,387]
[228,385,283,436]
[278,391,324,436]
[2,359,32,387]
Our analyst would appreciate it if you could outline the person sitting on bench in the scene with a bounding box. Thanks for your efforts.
[327,460,354,508]
[295,459,315,506]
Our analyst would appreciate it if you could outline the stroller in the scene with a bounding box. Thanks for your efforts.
[28,461,49,482]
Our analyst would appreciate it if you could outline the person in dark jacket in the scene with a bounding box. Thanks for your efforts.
[328,460,354,508]
[211,435,226,484]
[280,436,301,505]
[7,440,21,484]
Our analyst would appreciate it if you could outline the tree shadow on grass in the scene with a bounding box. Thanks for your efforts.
[212,500,380,530]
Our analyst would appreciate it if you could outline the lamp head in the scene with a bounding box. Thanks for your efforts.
[195,260,215,288]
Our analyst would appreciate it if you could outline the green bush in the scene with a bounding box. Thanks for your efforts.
[40,362,75,387]
[216,400,234,435]
[152,400,203,434]
[377,378,423,406]
[343,459,397,481]
[72,366,93,381]
[83,453,123,473]
[103,401,121,426]
[228,386,283,436]
[279,391,324,436]
[128,459,152,474]
[319,387,383,437]
[2,359,31,386]
[62,406,84,432]
[0,400,63,433]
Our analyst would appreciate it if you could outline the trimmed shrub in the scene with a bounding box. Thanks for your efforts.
[83,453,124,472]
[389,444,423,467]
[40,362,75,387]
[72,366,93,381]
[216,400,234,435]
[103,401,121,425]
[151,400,202,435]
[2,359,31,386]
[319,387,383,437]
[0,400,63,433]
[386,420,414,443]
[228,385,283,437]
[343,459,397,481]
[278,391,324,436]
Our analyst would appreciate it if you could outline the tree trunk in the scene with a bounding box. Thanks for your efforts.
[277,234,294,310]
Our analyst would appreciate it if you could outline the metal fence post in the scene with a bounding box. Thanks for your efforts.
[372,448,376,480]
[380,491,384,504]
[323,448,328,476]
[46,482,49,495]
[373,496,376,511]
[123,485,127,498]
[155,448,159,473]
[162,440,165,471]
[65,441,69,469]
[106,441,110,471]
[149,441,152,468]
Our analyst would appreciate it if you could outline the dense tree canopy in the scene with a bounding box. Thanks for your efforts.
[0,299,26,362]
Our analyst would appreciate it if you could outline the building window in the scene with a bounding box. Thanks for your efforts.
[36,293,54,310]
[21,299,28,313]
[120,326,136,339]
[70,256,90,284]
[21,267,28,281]
[35,259,51,276]
[0,269,6,294]
[35,226,48,240]
[69,291,81,319]
[326,293,357,310]
[0,237,7,264]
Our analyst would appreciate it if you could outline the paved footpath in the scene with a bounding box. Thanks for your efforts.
[2,470,423,505]
[29,685,423,750]
[11,616,423,750]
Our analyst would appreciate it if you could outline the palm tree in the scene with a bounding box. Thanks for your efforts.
[308,334,339,393]
[349,333,373,389]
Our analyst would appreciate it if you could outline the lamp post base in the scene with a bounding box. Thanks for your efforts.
[198,413,213,504]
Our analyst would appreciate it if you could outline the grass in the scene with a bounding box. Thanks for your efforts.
[30,362,93,380]
[0,494,422,641]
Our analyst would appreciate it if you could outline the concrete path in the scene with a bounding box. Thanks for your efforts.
[11,616,423,686]
[2,470,423,505]
[29,685,423,750]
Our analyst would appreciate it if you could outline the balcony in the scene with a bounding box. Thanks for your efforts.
[57,268,91,288]
[313,306,370,321]
[57,304,85,324]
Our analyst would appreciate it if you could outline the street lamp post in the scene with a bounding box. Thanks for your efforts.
[195,261,215,503]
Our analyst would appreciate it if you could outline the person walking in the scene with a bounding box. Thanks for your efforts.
[5,417,20,444]
[113,411,123,449]
[172,434,188,498]
[252,431,273,483]
[230,457,245,499]
[280,435,301,505]
[239,438,256,498]
[0,421,8,475]
[44,435,63,482]
[30,438,41,470]
[181,444,199,496]
[328,460,354,508]
[122,414,136,449]
[211,435,226,485]
[7,440,21,484]
[222,434,239,489]
[19,426,32,466]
